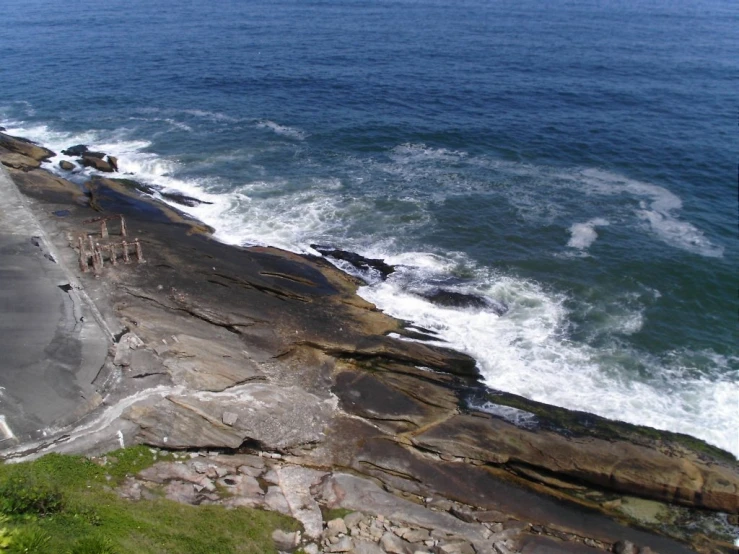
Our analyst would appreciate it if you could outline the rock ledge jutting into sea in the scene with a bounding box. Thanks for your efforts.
[0,131,736,554]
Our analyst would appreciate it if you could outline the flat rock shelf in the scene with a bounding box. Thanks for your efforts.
[0,132,736,554]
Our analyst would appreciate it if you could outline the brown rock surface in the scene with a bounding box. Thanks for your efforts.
[410,413,739,513]
[0,132,55,161]
[124,383,335,450]
[0,151,41,170]
[4,157,735,554]
[81,154,114,172]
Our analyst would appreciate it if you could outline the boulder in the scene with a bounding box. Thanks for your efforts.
[107,155,118,171]
[1,152,41,171]
[161,191,213,207]
[420,289,507,315]
[61,144,89,156]
[272,529,299,551]
[271,465,327,539]
[81,155,114,172]
[0,132,55,161]
[311,245,395,280]
[59,160,76,171]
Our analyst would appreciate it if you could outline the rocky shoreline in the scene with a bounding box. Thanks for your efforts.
[0,131,736,554]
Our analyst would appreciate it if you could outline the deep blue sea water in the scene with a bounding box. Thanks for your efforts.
[1,0,737,456]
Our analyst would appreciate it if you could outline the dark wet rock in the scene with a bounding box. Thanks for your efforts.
[84,176,215,234]
[311,245,395,280]
[0,132,55,161]
[59,160,76,171]
[107,155,118,171]
[420,289,508,315]
[161,191,213,207]
[82,151,107,159]
[61,144,89,156]
[81,155,114,172]
[106,177,157,195]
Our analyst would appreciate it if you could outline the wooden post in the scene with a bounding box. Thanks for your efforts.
[78,236,88,273]
[122,240,130,263]
[91,242,101,274]
[96,243,104,269]
[135,239,145,263]
[110,243,117,266]
[119,215,127,237]
[100,220,109,239]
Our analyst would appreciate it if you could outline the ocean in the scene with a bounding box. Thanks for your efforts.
[1,0,737,456]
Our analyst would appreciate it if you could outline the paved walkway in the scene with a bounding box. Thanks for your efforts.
[0,165,109,443]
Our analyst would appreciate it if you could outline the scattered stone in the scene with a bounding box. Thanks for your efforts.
[81,155,114,172]
[403,528,431,543]
[434,541,475,554]
[222,411,238,426]
[326,518,348,538]
[326,536,354,552]
[264,486,291,515]
[272,465,327,539]
[381,532,412,554]
[59,160,75,171]
[353,540,387,554]
[61,144,89,156]
[272,529,299,551]
[612,541,638,554]
[449,507,476,523]
[303,544,319,554]
[164,480,199,504]
[344,511,366,529]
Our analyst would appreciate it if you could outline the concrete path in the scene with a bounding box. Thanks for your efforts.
[0,165,109,443]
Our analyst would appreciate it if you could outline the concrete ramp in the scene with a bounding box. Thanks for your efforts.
[0,165,109,442]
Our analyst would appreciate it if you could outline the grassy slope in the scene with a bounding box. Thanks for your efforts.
[0,446,300,554]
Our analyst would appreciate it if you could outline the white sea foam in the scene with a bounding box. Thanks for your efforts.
[390,143,467,164]
[127,116,193,132]
[567,217,609,250]
[574,168,724,257]
[358,256,738,458]
[256,120,307,140]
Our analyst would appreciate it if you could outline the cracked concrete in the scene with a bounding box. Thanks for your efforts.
[0,164,110,442]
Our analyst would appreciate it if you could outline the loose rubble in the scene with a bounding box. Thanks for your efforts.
[109,449,666,554]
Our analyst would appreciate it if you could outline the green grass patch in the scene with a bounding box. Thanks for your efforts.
[0,449,300,553]
[321,507,352,522]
